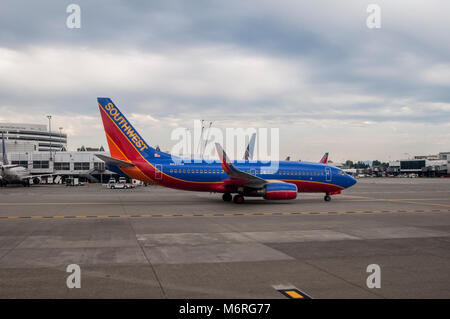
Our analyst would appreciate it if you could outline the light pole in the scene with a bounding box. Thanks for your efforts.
[47,115,52,161]
[59,127,63,151]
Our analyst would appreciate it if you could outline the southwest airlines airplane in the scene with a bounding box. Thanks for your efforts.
[97,98,356,203]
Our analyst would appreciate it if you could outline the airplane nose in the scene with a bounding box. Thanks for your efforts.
[346,175,357,188]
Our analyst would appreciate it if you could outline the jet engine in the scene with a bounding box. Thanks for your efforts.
[264,182,297,200]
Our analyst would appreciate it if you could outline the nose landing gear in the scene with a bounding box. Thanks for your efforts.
[324,193,331,201]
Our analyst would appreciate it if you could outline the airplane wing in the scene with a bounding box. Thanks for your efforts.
[22,173,61,180]
[215,143,267,189]
[95,154,136,167]
[0,164,22,169]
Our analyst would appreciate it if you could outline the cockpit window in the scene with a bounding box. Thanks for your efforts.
[338,170,345,175]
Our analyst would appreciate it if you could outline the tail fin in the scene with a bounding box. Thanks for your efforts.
[243,133,256,160]
[319,152,329,164]
[97,98,171,162]
[2,132,8,165]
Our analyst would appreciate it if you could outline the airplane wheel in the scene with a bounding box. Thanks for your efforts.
[324,195,331,202]
[233,195,244,204]
[222,193,232,202]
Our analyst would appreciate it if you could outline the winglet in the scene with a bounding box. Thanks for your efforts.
[215,143,233,174]
[215,142,267,187]
[319,152,329,164]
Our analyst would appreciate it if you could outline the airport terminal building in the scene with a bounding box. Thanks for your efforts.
[1,122,120,183]
[387,153,450,176]
[0,123,67,152]
[5,150,114,183]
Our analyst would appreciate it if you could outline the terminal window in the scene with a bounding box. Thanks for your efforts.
[54,162,70,170]
[11,160,28,168]
[33,161,49,169]
[94,162,105,171]
[400,160,425,170]
[74,162,90,170]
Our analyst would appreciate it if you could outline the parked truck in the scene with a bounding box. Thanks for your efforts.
[106,177,135,189]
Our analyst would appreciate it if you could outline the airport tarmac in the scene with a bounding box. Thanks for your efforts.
[0,178,450,298]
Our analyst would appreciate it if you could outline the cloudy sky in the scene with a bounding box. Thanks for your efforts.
[1,0,449,162]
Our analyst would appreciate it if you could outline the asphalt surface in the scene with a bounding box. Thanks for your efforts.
[0,178,449,298]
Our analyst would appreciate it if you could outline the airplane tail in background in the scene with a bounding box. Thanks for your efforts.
[243,133,256,160]
[319,152,329,164]
[97,98,171,163]
[2,132,8,165]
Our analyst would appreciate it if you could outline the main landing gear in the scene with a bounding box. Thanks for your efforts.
[222,193,232,202]
[222,193,244,203]
[324,193,331,202]
[233,194,245,204]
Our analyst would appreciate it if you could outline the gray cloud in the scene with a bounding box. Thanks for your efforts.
[0,0,450,160]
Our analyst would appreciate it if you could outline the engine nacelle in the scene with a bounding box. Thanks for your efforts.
[264,182,297,200]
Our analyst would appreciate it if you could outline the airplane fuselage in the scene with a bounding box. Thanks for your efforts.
[0,166,29,184]
[111,158,356,194]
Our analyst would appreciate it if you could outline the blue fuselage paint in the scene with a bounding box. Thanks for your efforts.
[107,159,356,191]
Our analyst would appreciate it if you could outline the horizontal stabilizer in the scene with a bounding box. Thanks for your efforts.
[95,154,136,167]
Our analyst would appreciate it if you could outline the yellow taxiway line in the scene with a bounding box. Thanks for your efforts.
[0,208,448,220]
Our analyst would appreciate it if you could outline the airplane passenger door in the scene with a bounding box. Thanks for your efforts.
[155,164,162,180]
[325,167,331,182]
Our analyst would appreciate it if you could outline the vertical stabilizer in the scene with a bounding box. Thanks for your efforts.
[2,132,8,165]
[97,97,171,162]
